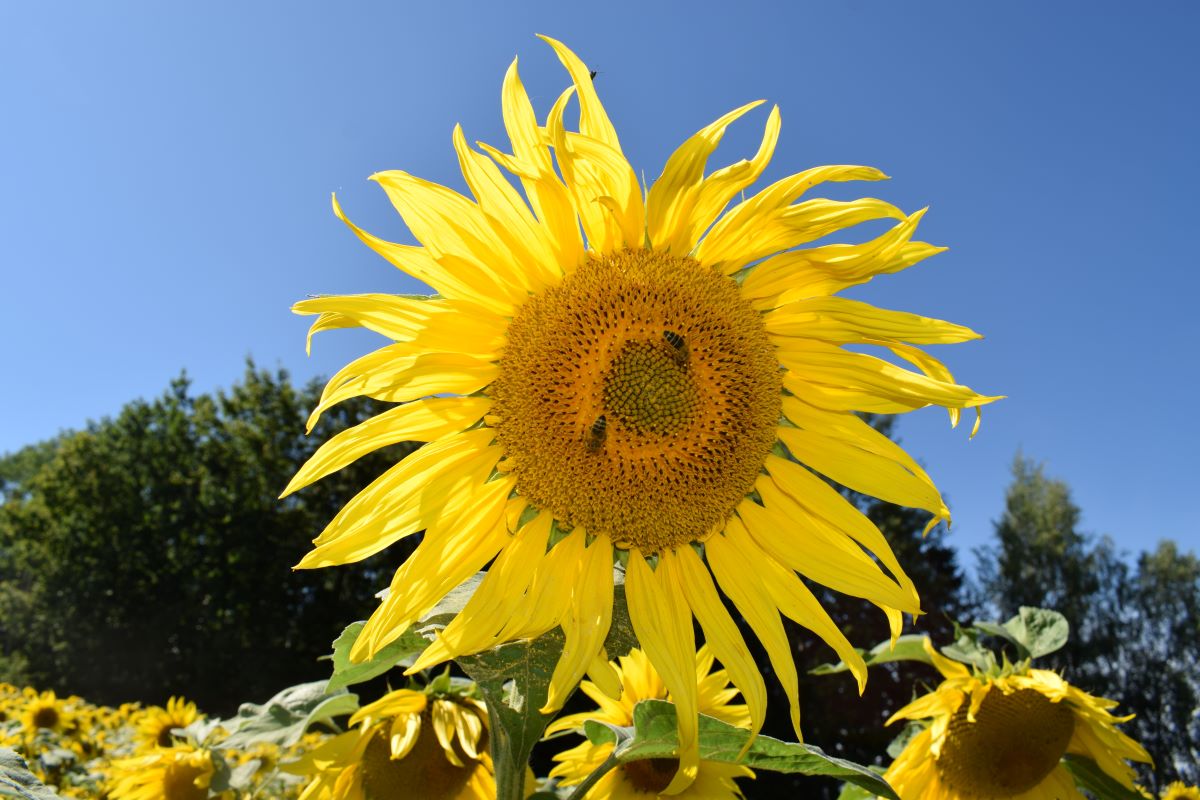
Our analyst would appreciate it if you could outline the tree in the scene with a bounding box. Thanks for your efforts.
[0,362,418,713]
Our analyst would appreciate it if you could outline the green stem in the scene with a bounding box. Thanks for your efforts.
[486,701,529,800]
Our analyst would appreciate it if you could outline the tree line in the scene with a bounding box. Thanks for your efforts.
[0,365,1195,793]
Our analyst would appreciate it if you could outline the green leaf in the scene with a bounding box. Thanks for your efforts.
[583,700,898,800]
[810,634,934,675]
[0,749,59,800]
[1062,754,1147,800]
[326,620,429,692]
[940,629,997,672]
[973,620,1028,659]
[220,680,358,749]
[1005,607,1070,659]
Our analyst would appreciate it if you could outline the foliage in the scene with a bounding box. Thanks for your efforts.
[0,362,418,713]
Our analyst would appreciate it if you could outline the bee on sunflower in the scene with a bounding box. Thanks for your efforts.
[288,35,999,791]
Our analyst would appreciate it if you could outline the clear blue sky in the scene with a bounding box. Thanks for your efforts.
[2,2,1197,568]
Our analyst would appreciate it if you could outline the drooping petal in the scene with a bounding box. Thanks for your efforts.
[543,533,615,713]
[625,550,699,793]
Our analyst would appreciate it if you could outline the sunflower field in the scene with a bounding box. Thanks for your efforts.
[2,32,1198,800]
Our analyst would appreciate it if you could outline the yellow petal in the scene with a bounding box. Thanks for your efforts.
[765,296,981,345]
[537,35,621,151]
[407,510,553,672]
[673,546,767,755]
[625,550,699,794]
[282,396,491,498]
[646,100,765,254]
[543,534,615,713]
[331,194,511,314]
[696,165,889,271]
[354,477,516,660]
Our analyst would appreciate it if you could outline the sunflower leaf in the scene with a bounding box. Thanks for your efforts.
[326,620,429,692]
[0,749,59,800]
[809,633,933,675]
[1062,754,1147,800]
[219,680,359,748]
[1004,606,1069,660]
[581,700,898,799]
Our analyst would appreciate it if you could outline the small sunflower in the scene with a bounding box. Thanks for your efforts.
[20,688,74,736]
[288,687,495,800]
[138,697,201,750]
[883,639,1151,800]
[108,743,217,800]
[1163,783,1200,800]
[288,35,998,791]
[548,646,753,798]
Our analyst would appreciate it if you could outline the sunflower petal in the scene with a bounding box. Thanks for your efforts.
[625,550,699,793]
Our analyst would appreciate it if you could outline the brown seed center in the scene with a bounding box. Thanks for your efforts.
[935,688,1075,797]
[622,757,681,794]
[490,249,780,552]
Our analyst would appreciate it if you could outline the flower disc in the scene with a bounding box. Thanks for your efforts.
[935,688,1075,797]
[491,248,780,552]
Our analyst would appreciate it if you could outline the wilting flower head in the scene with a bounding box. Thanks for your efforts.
[108,743,216,800]
[287,35,998,791]
[548,646,753,798]
[883,639,1151,800]
[287,687,495,800]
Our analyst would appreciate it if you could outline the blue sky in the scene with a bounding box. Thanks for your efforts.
[2,2,1197,567]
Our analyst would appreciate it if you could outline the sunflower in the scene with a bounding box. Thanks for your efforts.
[108,743,217,800]
[882,639,1151,800]
[20,688,75,736]
[287,35,998,791]
[138,697,201,750]
[287,687,495,800]
[1163,783,1200,800]
[548,646,753,798]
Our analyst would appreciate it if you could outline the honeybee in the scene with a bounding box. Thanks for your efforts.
[587,415,607,452]
[662,329,688,367]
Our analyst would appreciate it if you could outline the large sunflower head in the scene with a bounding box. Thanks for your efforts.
[547,646,753,798]
[287,35,999,791]
[883,639,1152,800]
[137,696,201,750]
[108,743,217,800]
[287,687,495,800]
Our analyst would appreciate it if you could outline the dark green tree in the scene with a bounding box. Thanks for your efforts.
[0,362,417,713]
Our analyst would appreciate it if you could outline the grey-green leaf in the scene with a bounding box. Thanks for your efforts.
[0,749,60,800]
[1005,607,1070,659]
[327,620,430,692]
[1062,754,1147,800]
[220,680,358,749]
[584,700,898,800]
[810,634,934,675]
